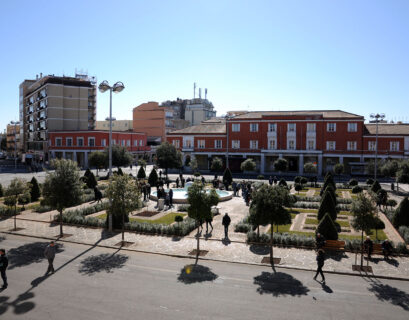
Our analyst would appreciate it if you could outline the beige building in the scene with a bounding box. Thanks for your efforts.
[96,120,133,131]
[21,73,97,162]
[6,123,21,157]
[184,98,216,126]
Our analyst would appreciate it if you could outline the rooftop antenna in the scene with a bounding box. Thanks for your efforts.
[199,88,202,99]
[193,82,196,99]
[205,88,208,99]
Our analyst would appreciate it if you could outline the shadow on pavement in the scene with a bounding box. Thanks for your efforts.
[79,250,129,276]
[0,235,5,242]
[7,242,64,270]
[249,244,269,255]
[0,292,35,316]
[321,282,333,293]
[253,272,310,297]
[368,282,409,311]
[177,264,218,284]
[326,251,349,262]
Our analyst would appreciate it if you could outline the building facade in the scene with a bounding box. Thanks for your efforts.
[167,110,409,175]
[21,74,97,163]
[48,130,150,168]
[96,120,133,131]
[6,123,21,157]
[184,98,216,126]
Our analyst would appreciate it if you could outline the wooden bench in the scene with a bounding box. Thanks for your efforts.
[323,240,345,251]
[372,244,384,255]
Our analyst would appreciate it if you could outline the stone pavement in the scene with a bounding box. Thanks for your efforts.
[1,215,409,280]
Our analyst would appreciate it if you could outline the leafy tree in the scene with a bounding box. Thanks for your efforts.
[223,167,233,187]
[349,179,358,187]
[351,193,377,266]
[392,197,409,228]
[294,176,302,184]
[366,178,374,185]
[104,145,133,168]
[116,168,124,176]
[397,160,409,184]
[273,158,288,173]
[156,142,182,177]
[250,185,291,265]
[352,186,363,194]
[316,213,338,240]
[148,168,158,187]
[0,183,3,198]
[18,191,31,210]
[88,151,107,176]
[386,199,397,210]
[381,160,399,179]
[190,157,198,172]
[106,174,141,242]
[240,158,256,172]
[138,159,147,169]
[371,180,381,193]
[300,177,308,186]
[303,162,317,174]
[318,188,337,221]
[137,166,146,179]
[187,182,219,260]
[294,183,302,194]
[333,163,344,179]
[29,177,41,202]
[211,157,223,174]
[278,178,287,187]
[4,178,30,230]
[42,159,83,237]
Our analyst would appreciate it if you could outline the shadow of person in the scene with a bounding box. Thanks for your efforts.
[204,231,212,240]
[321,282,333,293]
[385,258,399,267]
[249,244,269,255]
[368,282,409,311]
[253,272,310,297]
[0,292,35,316]
[171,236,181,242]
[30,275,49,288]
[177,264,218,284]
[222,237,231,246]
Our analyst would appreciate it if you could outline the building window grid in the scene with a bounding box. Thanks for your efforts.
[250,140,258,149]
[250,123,259,132]
[268,123,277,132]
[348,123,357,132]
[214,140,222,149]
[307,123,316,132]
[307,140,315,150]
[55,138,62,147]
[66,138,73,147]
[88,137,95,147]
[390,141,400,152]
[288,139,295,150]
[327,123,336,132]
[232,140,240,149]
[102,139,106,147]
[197,140,205,149]
[347,141,357,151]
[77,137,84,147]
[173,140,180,148]
[288,123,296,132]
[232,123,240,132]
[327,141,336,151]
[268,139,277,150]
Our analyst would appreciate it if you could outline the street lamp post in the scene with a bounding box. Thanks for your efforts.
[370,113,385,181]
[10,121,20,172]
[98,81,125,232]
[225,115,230,169]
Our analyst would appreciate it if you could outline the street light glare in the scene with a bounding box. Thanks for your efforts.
[98,80,111,93]
[113,81,125,93]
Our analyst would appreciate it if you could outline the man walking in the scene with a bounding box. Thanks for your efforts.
[0,249,8,289]
[44,241,56,275]
[222,213,231,239]
[313,249,325,284]
[169,188,173,208]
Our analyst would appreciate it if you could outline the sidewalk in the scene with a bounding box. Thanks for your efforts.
[1,216,408,281]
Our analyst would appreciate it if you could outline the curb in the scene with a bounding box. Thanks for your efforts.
[1,230,409,282]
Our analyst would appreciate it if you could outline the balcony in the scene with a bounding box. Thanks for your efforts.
[267,131,277,138]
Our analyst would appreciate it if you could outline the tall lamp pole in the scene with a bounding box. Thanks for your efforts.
[370,113,385,181]
[10,121,20,172]
[98,81,125,232]
[224,115,230,169]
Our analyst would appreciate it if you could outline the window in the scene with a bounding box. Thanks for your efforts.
[327,123,336,132]
[66,138,72,147]
[214,140,222,149]
[250,123,259,132]
[127,140,131,147]
[250,140,258,149]
[112,139,116,145]
[139,140,143,146]
[77,137,84,147]
[122,139,125,146]
[347,141,357,150]
[55,138,62,147]
[390,141,400,151]
[184,140,192,148]
[268,139,277,150]
[172,140,180,148]
[101,139,106,147]
[307,139,315,150]
[232,140,240,149]
[288,139,295,150]
[307,123,316,132]
[232,123,240,132]
[348,123,357,132]
[288,123,296,132]
[197,140,205,149]
[268,123,276,132]
[326,141,336,150]
[368,141,376,151]
[88,137,95,147]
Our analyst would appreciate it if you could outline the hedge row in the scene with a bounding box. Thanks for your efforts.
[0,206,23,216]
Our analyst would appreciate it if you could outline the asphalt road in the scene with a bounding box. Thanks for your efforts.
[0,234,408,320]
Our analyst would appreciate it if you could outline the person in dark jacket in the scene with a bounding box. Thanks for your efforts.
[316,233,326,250]
[382,239,393,259]
[176,178,180,188]
[94,187,103,204]
[169,188,173,208]
[313,249,326,283]
[44,241,56,274]
[0,248,8,289]
[205,214,213,234]
[222,213,231,239]
[364,236,373,259]
[269,176,273,186]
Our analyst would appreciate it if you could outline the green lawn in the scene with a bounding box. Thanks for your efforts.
[268,214,296,233]
[289,208,318,214]
[96,212,186,225]
[305,218,318,225]
[337,220,350,228]
[305,218,350,228]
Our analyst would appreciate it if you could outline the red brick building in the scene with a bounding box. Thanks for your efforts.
[167,111,409,175]
[48,130,150,168]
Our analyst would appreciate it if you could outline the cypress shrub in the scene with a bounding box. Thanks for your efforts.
[349,179,358,186]
[278,178,287,187]
[366,178,374,185]
[294,176,302,184]
[393,197,409,228]
[30,177,41,202]
[148,168,158,186]
[318,190,337,221]
[137,166,146,179]
[371,180,381,193]
[86,171,97,189]
[316,213,338,240]
[352,185,363,194]
[223,168,233,187]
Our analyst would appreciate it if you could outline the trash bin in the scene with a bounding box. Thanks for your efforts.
[158,199,165,210]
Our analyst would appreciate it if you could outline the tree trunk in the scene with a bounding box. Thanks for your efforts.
[14,204,17,230]
[270,224,274,265]
[196,224,200,264]
[122,212,125,243]
[59,209,63,237]
[360,229,364,267]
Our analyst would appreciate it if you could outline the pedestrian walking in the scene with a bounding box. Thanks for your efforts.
[222,213,231,239]
[364,236,373,259]
[232,181,237,196]
[176,177,180,188]
[94,187,103,203]
[169,188,173,208]
[273,176,278,185]
[315,233,326,250]
[205,214,213,234]
[44,241,56,275]
[0,249,8,289]
[382,239,393,259]
[313,249,326,283]
[269,176,273,186]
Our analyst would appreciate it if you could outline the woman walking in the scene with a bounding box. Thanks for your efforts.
[313,249,325,284]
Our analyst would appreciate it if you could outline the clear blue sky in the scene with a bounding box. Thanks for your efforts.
[1,0,409,132]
